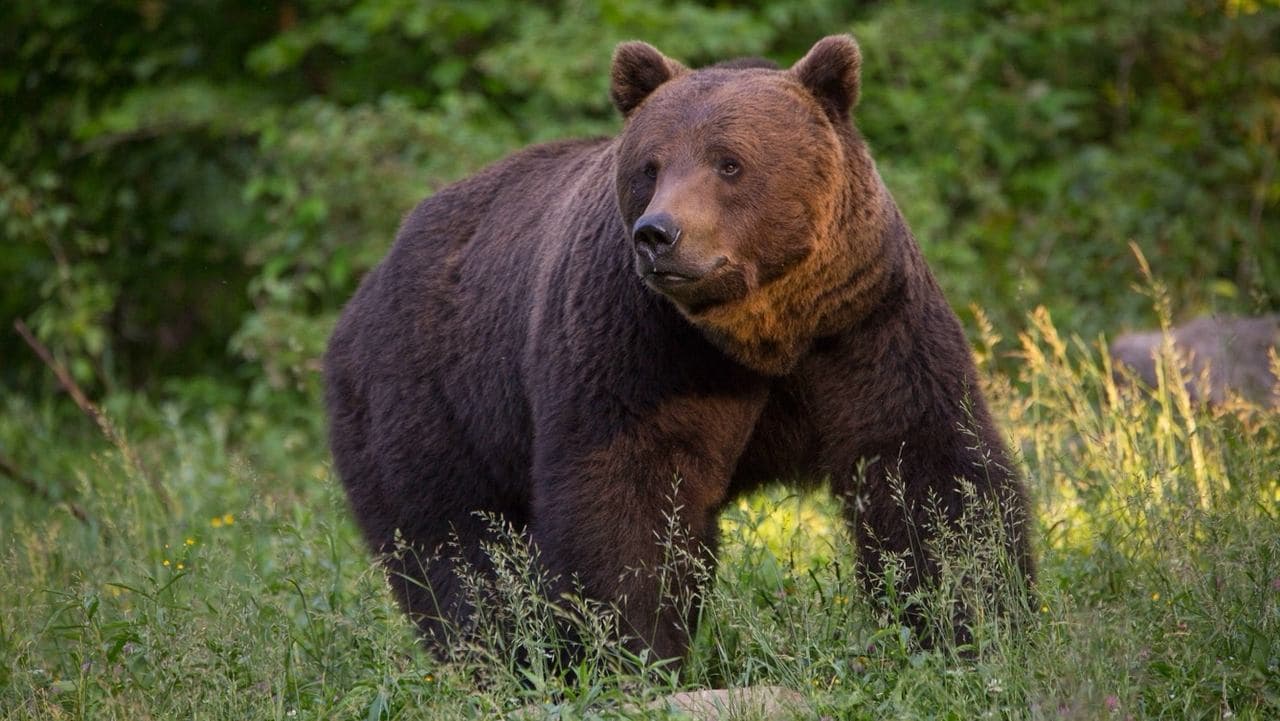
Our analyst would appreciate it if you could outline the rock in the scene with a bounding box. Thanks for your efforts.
[515,685,811,720]
[649,686,810,720]
[1110,315,1279,407]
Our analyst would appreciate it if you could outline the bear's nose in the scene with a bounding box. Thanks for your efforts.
[633,213,680,264]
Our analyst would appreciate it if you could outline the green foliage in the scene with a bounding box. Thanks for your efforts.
[3,0,1277,404]
[856,1,1280,335]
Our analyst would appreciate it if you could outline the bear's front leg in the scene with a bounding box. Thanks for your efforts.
[526,384,767,664]
[835,425,1034,639]
[803,298,1035,645]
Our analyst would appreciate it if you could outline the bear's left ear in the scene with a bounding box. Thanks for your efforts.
[611,41,688,117]
[790,35,862,122]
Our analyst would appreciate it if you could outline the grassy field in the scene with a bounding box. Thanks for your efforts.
[2,298,1278,720]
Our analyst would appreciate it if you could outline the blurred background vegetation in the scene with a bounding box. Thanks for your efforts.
[3,0,1278,420]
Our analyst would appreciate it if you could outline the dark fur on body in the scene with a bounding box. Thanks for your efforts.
[325,36,1034,663]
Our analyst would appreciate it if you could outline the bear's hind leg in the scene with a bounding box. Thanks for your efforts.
[377,509,530,658]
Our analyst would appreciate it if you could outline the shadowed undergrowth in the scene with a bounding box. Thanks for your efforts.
[1,300,1277,720]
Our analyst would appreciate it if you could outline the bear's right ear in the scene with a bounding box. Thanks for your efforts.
[610,41,687,118]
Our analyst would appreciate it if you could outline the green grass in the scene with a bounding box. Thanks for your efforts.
[2,302,1278,720]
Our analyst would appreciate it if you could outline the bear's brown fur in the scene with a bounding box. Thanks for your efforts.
[325,36,1034,663]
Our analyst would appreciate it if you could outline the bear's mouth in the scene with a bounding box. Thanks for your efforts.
[643,256,725,291]
[649,270,697,285]
[641,256,746,312]
[642,255,726,284]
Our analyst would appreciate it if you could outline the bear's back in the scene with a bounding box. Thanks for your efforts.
[325,136,622,493]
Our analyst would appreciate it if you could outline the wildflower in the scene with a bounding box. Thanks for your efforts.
[1105,695,1120,712]
[162,559,170,567]
[176,563,185,571]
[222,513,235,526]
[1041,605,1049,613]
[1271,577,1280,591]
[1150,592,1160,602]
[185,538,195,546]
[211,517,223,528]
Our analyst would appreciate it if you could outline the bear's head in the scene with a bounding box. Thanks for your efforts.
[612,36,896,375]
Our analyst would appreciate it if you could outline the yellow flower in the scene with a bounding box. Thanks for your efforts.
[163,559,170,567]
[1041,605,1049,614]
[176,563,185,571]
[1151,592,1161,602]
[184,538,196,546]
[222,513,235,526]
[211,517,223,528]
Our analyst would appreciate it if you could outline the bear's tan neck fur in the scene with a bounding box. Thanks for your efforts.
[690,139,901,375]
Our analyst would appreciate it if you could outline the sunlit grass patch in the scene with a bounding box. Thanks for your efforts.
[719,490,842,578]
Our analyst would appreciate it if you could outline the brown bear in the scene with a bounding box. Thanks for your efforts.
[325,35,1035,663]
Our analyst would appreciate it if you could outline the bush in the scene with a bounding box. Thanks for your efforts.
[2,0,1276,411]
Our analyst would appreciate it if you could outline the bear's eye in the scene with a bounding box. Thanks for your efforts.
[643,162,658,180]
[718,158,741,177]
